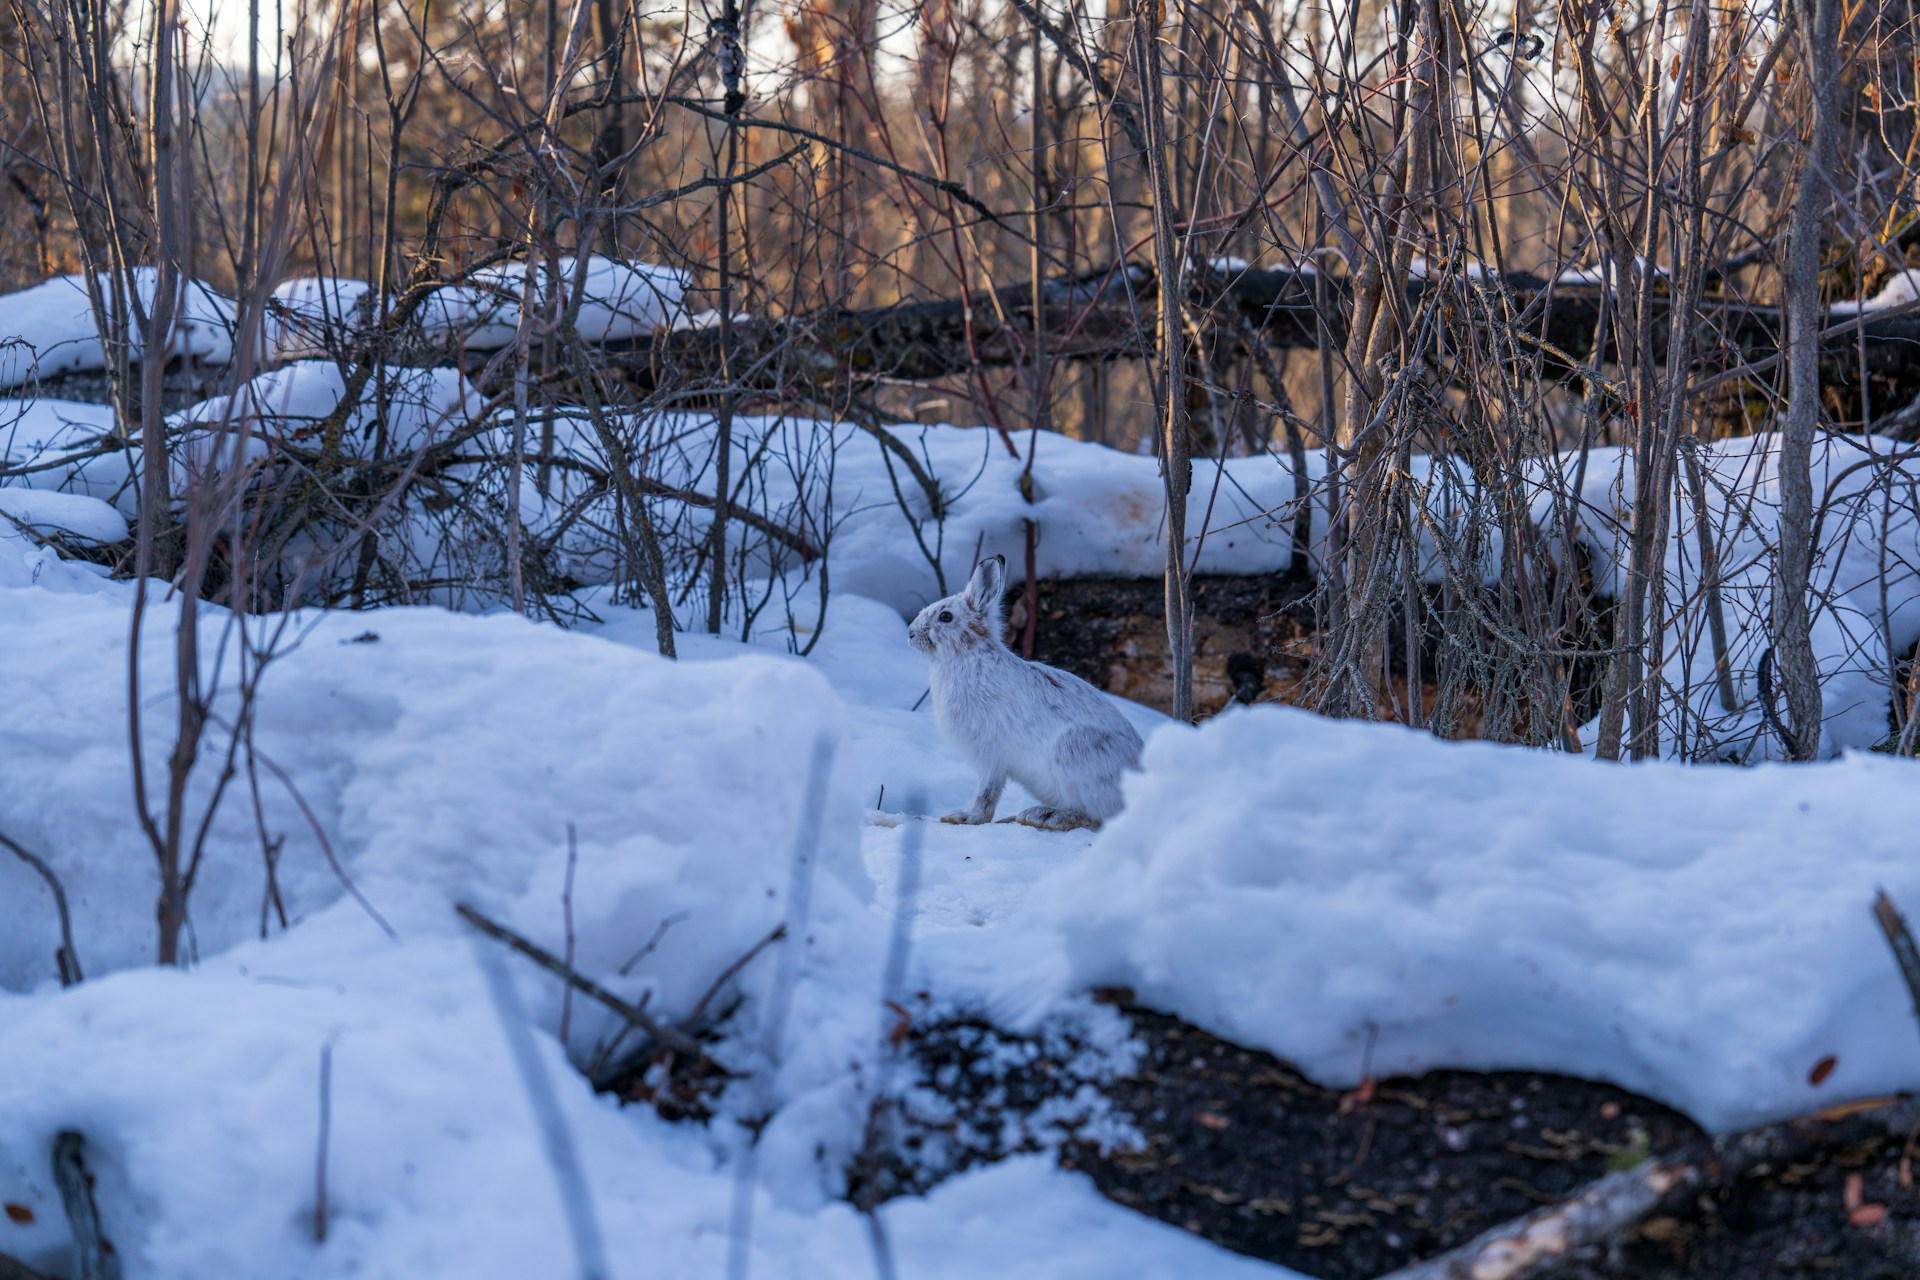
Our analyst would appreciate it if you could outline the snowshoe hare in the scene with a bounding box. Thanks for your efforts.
[908,555,1144,831]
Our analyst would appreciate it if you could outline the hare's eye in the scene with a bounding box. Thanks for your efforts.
[939,610,954,623]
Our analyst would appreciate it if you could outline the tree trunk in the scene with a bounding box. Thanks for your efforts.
[1774,0,1837,760]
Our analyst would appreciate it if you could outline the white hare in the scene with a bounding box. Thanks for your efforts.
[908,555,1144,831]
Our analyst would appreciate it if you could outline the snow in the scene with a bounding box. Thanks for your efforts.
[268,277,522,359]
[0,487,126,546]
[267,276,375,359]
[1553,258,1666,287]
[568,413,1490,626]
[462,257,690,343]
[7,483,1920,1271]
[0,398,135,514]
[1029,703,1920,1133]
[1554,264,1607,286]
[169,359,481,470]
[1528,431,1920,758]
[0,561,1290,1278]
[1829,267,1920,315]
[263,260,687,361]
[0,270,235,387]
[7,302,1920,1271]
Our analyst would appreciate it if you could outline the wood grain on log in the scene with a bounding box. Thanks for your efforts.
[1375,1097,1920,1280]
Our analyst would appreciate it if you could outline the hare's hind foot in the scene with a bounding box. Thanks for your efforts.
[1008,805,1100,832]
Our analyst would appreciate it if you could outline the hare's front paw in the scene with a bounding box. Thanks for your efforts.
[1011,805,1100,832]
[941,808,988,825]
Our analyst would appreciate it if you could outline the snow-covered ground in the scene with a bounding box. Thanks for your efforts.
[0,531,1287,1278]
[8,368,1920,761]
[6,509,1920,1276]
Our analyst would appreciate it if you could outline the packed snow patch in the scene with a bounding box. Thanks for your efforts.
[0,271,234,386]
[0,487,126,545]
[0,399,132,513]
[1030,704,1920,1133]
[1829,267,1920,315]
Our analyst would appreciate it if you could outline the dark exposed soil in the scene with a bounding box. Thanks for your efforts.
[908,1003,1920,1279]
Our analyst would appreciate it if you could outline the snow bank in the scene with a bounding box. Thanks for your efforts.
[0,398,135,514]
[1031,704,1920,1133]
[0,271,235,387]
[265,260,686,361]
[1528,431,1920,757]
[0,487,126,546]
[267,277,521,359]
[0,574,883,1265]
[620,414,1492,622]
[463,257,688,342]
[1829,268,1920,315]
[169,359,481,470]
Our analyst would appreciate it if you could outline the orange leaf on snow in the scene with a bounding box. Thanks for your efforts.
[2,1203,32,1225]
[1809,1055,1838,1086]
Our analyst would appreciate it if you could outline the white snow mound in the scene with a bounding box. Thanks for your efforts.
[0,271,235,386]
[1034,704,1920,1132]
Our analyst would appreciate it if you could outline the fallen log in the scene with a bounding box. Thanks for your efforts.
[1374,1095,1920,1280]
[575,264,1920,408]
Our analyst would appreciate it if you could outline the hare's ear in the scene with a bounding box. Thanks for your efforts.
[964,555,1007,615]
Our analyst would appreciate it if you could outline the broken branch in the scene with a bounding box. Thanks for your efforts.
[455,902,706,1058]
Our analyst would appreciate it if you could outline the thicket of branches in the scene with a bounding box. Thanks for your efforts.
[4,0,1920,817]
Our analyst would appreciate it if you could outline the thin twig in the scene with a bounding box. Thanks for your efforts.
[687,924,786,1025]
[314,1040,333,1244]
[1872,890,1920,1043]
[472,939,611,1280]
[455,902,706,1057]
[0,829,83,984]
[560,823,579,1045]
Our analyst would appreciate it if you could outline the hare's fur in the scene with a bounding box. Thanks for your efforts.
[908,556,1143,830]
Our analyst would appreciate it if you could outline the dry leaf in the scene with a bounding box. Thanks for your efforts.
[1194,1110,1231,1131]
[1809,1055,1838,1086]
[1841,1170,1886,1226]
[2,1203,32,1225]
[884,999,911,1048]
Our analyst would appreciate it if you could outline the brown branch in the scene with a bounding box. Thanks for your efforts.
[0,829,83,985]
[1873,891,1920,1036]
[663,97,1005,226]
[454,902,706,1058]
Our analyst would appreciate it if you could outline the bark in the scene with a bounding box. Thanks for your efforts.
[1130,0,1195,723]
[1377,1097,1920,1280]
[1773,0,1837,760]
